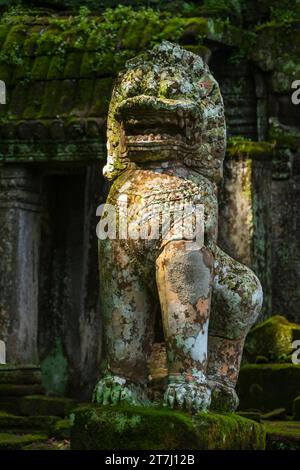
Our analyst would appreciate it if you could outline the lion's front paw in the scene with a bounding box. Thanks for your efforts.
[93,374,150,406]
[164,374,211,412]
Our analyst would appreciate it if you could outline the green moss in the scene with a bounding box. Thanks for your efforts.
[40,338,68,396]
[63,52,83,78]
[35,28,64,56]
[47,55,65,80]
[0,397,21,415]
[121,14,161,50]
[22,26,40,56]
[71,79,95,117]
[0,367,41,385]
[1,24,26,54]
[251,20,300,92]
[237,364,300,414]
[183,44,211,61]
[227,137,274,159]
[261,408,287,421]
[89,77,113,117]
[236,411,261,422]
[37,80,62,119]
[0,411,59,431]
[0,25,10,49]
[22,439,70,450]
[80,51,100,77]
[293,396,300,421]
[71,404,265,450]
[22,81,45,119]
[263,420,300,450]
[194,411,265,450]
[12,56,33,83]
[159,17,208,43]
[9,83,29,118]
[0,384,44,397]
[31,55,50,80]
[244,315,300,362]
[20,395,75,418]
[0,432,47,450]
[269,119,300,150]
[0,62,12,83]
[51,418,71,439]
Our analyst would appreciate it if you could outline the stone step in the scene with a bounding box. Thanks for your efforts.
[0,365,42,385]
[20,395,76,418]
[0,397,22,414]
[0,411,59,432]
[22,439,70,450]
[0,432,48,450]
[51,418,71,440]
[264,420,300,450]
[0,384,44,397]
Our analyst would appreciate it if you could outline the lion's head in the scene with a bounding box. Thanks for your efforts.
[104,41,226,182]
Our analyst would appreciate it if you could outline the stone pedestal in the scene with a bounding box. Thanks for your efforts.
[0,165,41,365]
[71,404,266,450]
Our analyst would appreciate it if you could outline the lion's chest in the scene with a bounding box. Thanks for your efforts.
[108,169,218,243]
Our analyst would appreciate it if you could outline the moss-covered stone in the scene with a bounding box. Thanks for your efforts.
[251,20,300,93]
[71,404,265,450]
[263,420,300,450]
[293,396,300,421]
[0,432,47,450]
[237,364,300,414]
[194,411,265,450]
[261,408,287,421]
[269,118,300,151]
[0,397,22,415]
[0,384,44,397]
[244,315,300,362]
[50,418,71,439]
[22,438,70,450]
[0,366,41,385]
[227,138,274,160]
[236,411,261,422]
[0,411,59,432]
[20,395,76,418]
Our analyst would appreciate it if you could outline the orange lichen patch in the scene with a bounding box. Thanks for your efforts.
[196,297,210,319]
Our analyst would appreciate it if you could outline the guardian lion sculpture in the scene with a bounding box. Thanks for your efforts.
[94,41,263,412]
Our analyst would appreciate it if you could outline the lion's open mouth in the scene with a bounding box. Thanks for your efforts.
[115,96,201,154]
[123,117,199,148]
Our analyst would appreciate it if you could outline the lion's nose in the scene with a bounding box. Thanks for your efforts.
[115,95,199,122]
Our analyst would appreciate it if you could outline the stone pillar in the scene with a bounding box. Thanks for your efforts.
[0,164,41,365]
[218,144,273,319]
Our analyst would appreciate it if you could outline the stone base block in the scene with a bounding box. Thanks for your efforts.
[71,405,266,450]
[237,364,300,414]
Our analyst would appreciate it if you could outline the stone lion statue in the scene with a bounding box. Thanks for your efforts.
[94,41,263,412]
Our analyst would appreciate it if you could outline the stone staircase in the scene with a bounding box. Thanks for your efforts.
[0,365,74,450]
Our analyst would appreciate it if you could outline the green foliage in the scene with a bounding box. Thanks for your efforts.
[0,42,22,65]
[270,5,298,25]
[0,4,187,78]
